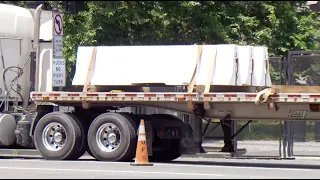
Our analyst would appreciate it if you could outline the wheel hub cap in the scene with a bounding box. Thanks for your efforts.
[42,122,67,151]
[54,132,63,143]
[96,123,121,152]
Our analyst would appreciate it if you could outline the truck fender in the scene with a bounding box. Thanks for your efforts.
[29,105,54,137]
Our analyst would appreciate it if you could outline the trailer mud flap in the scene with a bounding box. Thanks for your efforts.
[179,122,196,154]
[145,120,153,156]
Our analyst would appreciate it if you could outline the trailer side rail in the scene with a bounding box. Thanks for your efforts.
[30,91,320,103]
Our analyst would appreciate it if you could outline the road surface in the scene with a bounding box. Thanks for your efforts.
[0,157,319,179]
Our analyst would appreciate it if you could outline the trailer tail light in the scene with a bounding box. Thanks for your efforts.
[157,128,179,139]
[309,104,320,112]
[175,129,179,136]
[159,129,163,136]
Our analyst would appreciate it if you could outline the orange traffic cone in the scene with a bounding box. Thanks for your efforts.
[130,119,153,166]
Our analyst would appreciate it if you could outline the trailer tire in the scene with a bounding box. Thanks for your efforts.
[149,139,181,162]
[33,112,85,160]
[150,150,181,162]
[72,112,96,158]
[88,113,138,162]
[149,114,182,162]
[64,113,87,160]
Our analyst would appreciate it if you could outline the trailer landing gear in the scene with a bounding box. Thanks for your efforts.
[220,114,234,152]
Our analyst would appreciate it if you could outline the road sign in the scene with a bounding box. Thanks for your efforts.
[53,36,63,57]
[53,13,63,36]
[52,11,65,88]
[52,58,66,87]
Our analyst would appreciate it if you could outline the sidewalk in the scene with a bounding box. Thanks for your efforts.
[202,140,320,157]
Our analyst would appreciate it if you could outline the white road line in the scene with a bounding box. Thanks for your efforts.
[155,162,316,171]
[1,159,316,172]
[0,167,233,177]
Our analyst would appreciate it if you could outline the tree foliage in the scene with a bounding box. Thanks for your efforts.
[2,1,320,85]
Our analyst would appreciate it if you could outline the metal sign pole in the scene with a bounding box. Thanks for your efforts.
[52,2,66,91]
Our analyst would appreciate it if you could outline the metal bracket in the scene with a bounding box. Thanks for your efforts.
[231,120,252,139]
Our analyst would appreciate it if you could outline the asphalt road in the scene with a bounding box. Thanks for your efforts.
[0,157,319,179]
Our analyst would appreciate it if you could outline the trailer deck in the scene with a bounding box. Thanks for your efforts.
[30,86,320,121]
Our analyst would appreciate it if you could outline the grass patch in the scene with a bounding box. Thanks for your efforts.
[11,150,19,155]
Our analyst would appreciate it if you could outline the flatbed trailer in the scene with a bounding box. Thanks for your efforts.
[24,85,320,162]
[30,86,320,121]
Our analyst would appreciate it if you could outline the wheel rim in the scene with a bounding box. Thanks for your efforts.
[96,123,121,152]
[42,122,67,151]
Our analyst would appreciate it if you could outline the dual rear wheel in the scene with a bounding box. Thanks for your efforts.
[33,112,85,160]
[33,112,181,162]
[87,113,138,161]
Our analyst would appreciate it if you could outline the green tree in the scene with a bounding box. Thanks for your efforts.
[2,1,320,85]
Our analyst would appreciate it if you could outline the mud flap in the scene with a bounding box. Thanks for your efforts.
[145,121,153,156]
[179,122,196,154]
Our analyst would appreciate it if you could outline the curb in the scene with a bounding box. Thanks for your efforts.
[173,158,320,170]
[0,149,39,156]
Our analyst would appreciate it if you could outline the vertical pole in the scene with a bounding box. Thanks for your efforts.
[279,120,282,158]
[283,121,288,158]
[231,120,238,156]
[287,52,294,158]
[190,115,205,153]
[288,122,294,157]
[33,5,44,92]
[52,1,58,11]
[52,2,58,91]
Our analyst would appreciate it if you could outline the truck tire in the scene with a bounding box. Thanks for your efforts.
[87,113,138,161]
[72,112,96,158]
[149,114,182,162]
[150,150,181,162]
[65,113,87,160]
[33,112,85,160]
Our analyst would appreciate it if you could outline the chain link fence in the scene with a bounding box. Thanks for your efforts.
[286,52,320,157]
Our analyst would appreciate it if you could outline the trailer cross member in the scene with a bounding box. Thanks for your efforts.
[231,120,252,139]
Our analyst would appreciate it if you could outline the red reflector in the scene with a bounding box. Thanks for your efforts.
[68,94,79,97]
[49,93,60,97]
[125,94,137,97]
[164,94,175,97]
[87,94,98,97]
[224,94,237,98]
[105,94,117,97]
[144,94,156,97]
[245,94,256,98]
[184,94,196,97]
[287,94,301,98]
[32,94,42,97]
[203,94,216,97]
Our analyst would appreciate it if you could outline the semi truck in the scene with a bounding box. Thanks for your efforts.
[1,3,320,162]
